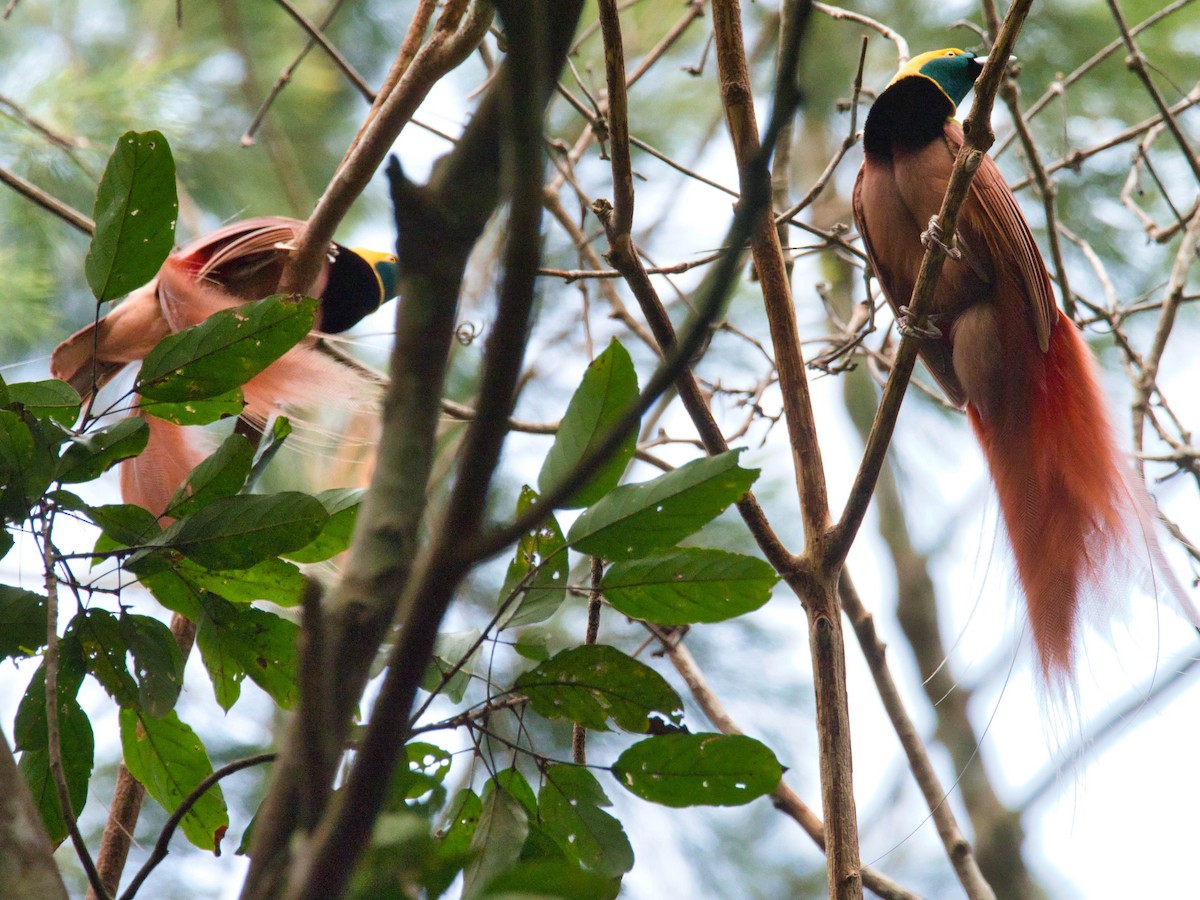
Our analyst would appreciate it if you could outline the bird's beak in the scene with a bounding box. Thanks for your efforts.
[973,54,1016,66]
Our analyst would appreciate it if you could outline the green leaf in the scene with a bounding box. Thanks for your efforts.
[164,433,255,519]
[119,707,228,851]
[498,487,568,628]
[15,640,93,845]
[283,488,363,563]
[514,645,683,733]
[168,491,328,570]
[567,451,758,560]
[428,789,481,898]
[137,295,316,401]
[57,416,149,483]
[85,130,177,302]
[177,557,307,606]
[14,636,87,752]
[6,380,81,425]
[388,742,453,819]
[84,502,161,548]
[121,613,184,716]
[600,548,778,624]
[539,765,633,878]
[420,630,481,704]
[513,628,550,662]
[140,390,244,426]
[0,409,60,523]
[73,608,139,708]
[142,568,204,621]
[486,769,538,819]
[538,340,639,509]
[19,710,94,846]
[612,733,782,807]
[482,860,620,900]
[196,596,299,711]
[462,780,530,900]
[0,586,47,659]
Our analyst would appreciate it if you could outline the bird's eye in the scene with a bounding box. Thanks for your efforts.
[945,51,956,57]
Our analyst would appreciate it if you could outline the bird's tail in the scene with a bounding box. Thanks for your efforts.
[968,310,1200,682]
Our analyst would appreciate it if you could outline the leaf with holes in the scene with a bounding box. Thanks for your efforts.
[137,295,316,402]
[195,596,299,712]
[140,389,245,426]
[539,764,633,877]
[7,380,81,426]
[600,548,777,624]
[567,450,758,560]
[85,130,177,302]
[514,645,682,733]
[121,613,184,717]
[538,339,639,509]
[612,733,782,807]
[119,707,227,850]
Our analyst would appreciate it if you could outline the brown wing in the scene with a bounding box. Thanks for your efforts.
[944,123,1056,352]
[853,158,968,406]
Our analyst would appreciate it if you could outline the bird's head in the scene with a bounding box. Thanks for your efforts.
[888,48,987,108]
[349,247,400,300]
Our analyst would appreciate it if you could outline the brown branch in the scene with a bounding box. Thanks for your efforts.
[118,754,276,900]
[276,0,492,297]
[88,615,198,900]
[664,638,920,900]
[0,723,68,898]
[269,0,372,99]
[0,166,94,236]
[572,557,605,764]
[812,2,908,65]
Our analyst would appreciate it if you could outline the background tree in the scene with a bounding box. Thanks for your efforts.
[1,1,1198,898]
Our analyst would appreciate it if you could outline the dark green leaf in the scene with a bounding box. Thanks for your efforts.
[612,733,782,807]
[177,557,307,606]
[85,130,177,302]
[482,860,620,900]
[19,707,94,846]
[283,488,363,563]
[498,487,568,628]
[539,765,633,878]
[514,645,683,733]
[600,548,778,624]
[14,636,86,752]
[388,742,453,819]
[137,295,316,401]
[121,613,184,716]
[119,707,228,851]
[73,608,139,708]
[169,492,328,570]
[196,596,299,711]
[538,340,639,509]
[6,380,81,426]
[142,569,204,621]
[486,769,538,819]
[140,390,244,426]
[57,416,149,483]
[0,586,47,659]
[83,502,161,548]
[462,781,530,900]
[0,409,60,522]
[420,630,481,704]
[164,433,255,519]
[567,451,758,560]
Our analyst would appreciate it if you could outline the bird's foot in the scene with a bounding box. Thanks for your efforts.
[920,215,962,260]
[896,306,942,340]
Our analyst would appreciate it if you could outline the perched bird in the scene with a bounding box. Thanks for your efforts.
[52,217,398,516]
[852,49,1199,681]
